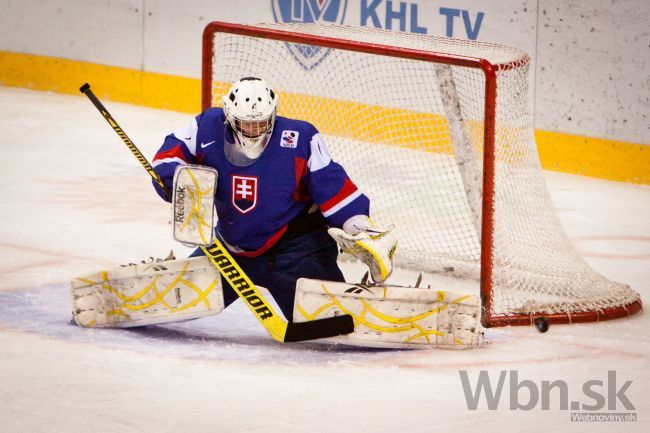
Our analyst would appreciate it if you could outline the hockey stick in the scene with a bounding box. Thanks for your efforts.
[79,83,354,342]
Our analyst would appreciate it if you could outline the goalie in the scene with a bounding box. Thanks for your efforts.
[151,77,397,320]
[72,78,483,349]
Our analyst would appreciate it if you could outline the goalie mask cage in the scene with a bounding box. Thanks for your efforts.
[201,21,642,327]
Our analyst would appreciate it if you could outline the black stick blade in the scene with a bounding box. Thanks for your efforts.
[79,83,90,93]
[283,315,354,343]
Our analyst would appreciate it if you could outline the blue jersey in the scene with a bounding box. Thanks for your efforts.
[152,108,369,257]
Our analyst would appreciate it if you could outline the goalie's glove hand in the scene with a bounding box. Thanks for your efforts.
[328,215,397,283]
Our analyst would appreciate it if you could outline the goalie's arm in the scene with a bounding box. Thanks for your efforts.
[151,117,202,201]
[305,133,370,227]
[303,131,396,283]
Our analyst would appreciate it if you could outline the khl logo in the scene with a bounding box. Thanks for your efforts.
[271,0,348,70]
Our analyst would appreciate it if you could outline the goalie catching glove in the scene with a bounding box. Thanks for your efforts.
[328,215,397,283]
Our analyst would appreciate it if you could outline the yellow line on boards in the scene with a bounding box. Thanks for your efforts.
[1,51,647,184]
[535,130,649,184]
[0,51,201,113]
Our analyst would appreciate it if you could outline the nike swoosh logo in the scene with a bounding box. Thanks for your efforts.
[200,141,215,148]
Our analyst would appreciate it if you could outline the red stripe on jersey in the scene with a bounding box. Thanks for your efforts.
[153,145,188,163]
[319,178,358,212]
[293,157,310,203]
[232,225,288,258]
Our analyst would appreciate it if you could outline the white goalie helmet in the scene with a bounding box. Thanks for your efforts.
[222,77,278,165]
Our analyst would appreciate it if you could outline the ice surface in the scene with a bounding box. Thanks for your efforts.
[0,86,648,432]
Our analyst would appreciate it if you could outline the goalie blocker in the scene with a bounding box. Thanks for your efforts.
[71,254,483,349]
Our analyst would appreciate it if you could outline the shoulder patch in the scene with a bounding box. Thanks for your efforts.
[280,130,299,148]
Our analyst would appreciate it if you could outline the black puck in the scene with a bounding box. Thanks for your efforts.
[534,317,549,333]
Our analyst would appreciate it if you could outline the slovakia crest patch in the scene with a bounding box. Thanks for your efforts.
[232,175,258,214]
[280,130,299,148]
[271,0,349,70]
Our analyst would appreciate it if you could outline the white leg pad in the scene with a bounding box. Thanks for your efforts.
[294,278,484,349]
[71,256,224,328]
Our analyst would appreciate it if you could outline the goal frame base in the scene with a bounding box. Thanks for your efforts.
[483,299,643,327]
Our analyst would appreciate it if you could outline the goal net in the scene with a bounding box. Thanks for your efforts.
[202,22,641,327]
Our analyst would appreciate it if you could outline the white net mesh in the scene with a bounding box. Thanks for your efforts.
[205,23,640,320]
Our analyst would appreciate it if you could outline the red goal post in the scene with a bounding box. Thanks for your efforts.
[201,21,642,327]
